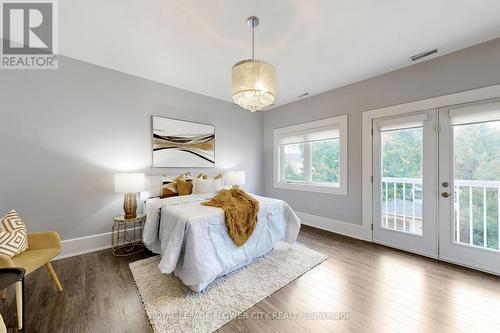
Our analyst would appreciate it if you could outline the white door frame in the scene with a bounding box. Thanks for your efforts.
[362,84,500,262]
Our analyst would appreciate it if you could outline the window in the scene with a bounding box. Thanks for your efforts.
[273,115,348,195]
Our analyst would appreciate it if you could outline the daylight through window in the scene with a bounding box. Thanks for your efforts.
[274,115,347,195]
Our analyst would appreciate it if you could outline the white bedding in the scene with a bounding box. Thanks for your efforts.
[143,193,301,291]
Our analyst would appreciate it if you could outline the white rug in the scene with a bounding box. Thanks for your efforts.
[129,243,328,333]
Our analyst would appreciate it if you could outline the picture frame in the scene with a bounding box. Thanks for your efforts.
[152,116,215,168]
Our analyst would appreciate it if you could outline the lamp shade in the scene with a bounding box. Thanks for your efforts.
[226,171,246,187]
[232,60,276,112]
[114,173,145,193]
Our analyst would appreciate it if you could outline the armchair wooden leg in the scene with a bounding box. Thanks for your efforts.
[0,288,6,300]
[46,262,63,292]
[16,281,22,330]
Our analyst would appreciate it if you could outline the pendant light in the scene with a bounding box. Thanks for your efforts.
[231,16,276,112]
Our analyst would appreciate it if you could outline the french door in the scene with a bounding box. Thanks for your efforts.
[439,100,500,274]
[372,99,500,275]
[372,110,438,257]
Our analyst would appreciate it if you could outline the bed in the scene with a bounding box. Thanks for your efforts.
[142,192,301,292]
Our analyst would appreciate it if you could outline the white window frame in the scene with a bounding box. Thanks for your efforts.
[273,114,348,195]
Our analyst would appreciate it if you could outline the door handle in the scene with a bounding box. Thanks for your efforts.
[441,192,452,198]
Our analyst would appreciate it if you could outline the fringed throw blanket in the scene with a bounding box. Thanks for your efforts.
[202,188,259,246]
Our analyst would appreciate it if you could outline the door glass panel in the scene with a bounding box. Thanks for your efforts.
[454,120,500,251]
[380,127,423,235]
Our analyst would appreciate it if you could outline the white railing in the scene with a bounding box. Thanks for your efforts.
[455,180,500,250]
[381,177,422,234]
[382,177,500,251]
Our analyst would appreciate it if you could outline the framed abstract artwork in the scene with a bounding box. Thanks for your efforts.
[152,116,215,167]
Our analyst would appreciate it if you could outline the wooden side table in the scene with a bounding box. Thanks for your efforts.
[112,214,146,256]
[0,267,26,332]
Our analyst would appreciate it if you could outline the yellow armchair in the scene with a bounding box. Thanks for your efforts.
[0,231,63,330]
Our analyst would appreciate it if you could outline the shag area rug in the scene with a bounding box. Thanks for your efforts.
[129,243,327,333]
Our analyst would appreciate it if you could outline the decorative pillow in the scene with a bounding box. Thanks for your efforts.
[0,210,28,257]
[161,175,178,198]
[196,173,209,179]
[176,178,193,195]
[214,173,224,180]
[192,178,222,194]
[161,172,195,197]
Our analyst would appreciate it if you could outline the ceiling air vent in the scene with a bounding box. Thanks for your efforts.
[410,49,438,62]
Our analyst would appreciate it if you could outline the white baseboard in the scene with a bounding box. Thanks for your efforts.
[57,232,112,260]
[296,211,371,241]
[56,227,142,260]
[57,213,370,260]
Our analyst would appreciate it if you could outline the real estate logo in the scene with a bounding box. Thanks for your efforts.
[1,0,58,69]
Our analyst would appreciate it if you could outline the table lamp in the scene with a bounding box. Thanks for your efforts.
[226,170,245,189]
[114,173,145,219]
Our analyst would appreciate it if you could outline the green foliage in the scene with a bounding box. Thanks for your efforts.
[382,128,422,178]
[457,188,499,250]
[283,143,304,181]
[312,140,339,183]
[284,163,303,181]
[455,123,500,180]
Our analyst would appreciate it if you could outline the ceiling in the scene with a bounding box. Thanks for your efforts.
[59,0,500,108]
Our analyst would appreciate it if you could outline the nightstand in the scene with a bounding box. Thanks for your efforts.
[111,214,145,256]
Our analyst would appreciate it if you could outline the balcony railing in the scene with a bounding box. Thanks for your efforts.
[454,180,500,250]
[381,177,500,251]
[381,177,423,235]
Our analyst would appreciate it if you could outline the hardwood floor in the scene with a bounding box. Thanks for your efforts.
[2,225,500,332]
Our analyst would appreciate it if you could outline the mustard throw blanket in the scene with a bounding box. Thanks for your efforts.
[202,188,259,246]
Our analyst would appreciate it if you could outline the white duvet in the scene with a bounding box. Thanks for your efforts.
[143,193,301,291]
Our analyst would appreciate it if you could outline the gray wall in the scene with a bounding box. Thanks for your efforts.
[263,37,500,225]
[0,55,263,240]
[2,37,500,241]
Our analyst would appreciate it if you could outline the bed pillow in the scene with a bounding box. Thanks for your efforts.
[192,178,222,194]
[0,210,28,257]
[176,178,193,195]
[160,175,178,198]
[160,173,194,198]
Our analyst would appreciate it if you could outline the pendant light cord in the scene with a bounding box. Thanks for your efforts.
[252,22,255,60]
